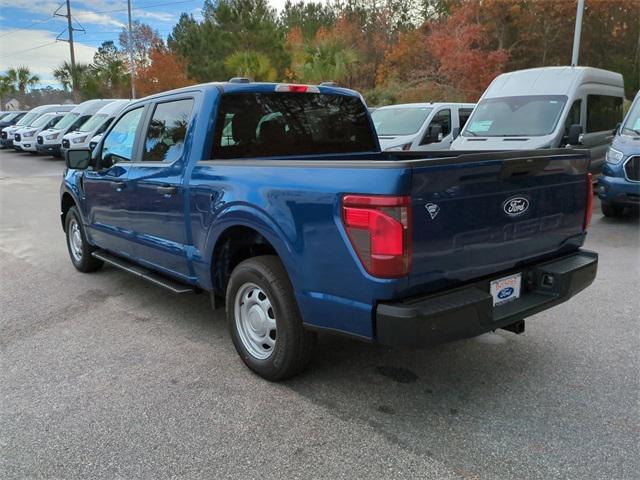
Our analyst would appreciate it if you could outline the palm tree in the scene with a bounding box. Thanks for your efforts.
[53,62,101,100]
[298,40,358,84]
[0,75,15,108]
[224,50,277,82]
[5,66,40,95]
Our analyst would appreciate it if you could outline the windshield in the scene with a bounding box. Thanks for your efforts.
[622,97,640,135]
[463,95,567,137]
[31,114,53,128]
[79,114,107,133]
[16,112,39,126]
[1,112,19,122]
[372,107,433,136]
[53,112,79,130]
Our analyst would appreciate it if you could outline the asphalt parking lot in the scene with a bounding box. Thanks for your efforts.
[1,148,638,479]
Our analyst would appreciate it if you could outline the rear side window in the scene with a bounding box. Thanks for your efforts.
[143,99,194,162]
[458,109,473,130]
[212,93,376,159]
[587,95,622,132]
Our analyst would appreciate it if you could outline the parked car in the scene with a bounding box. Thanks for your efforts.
[37,99,116,157]
[0,111,27,132]
[61,81,597,380]
[61,100,129,155]
[451,66,625,175]
[373,102,475,151]
[1,105,70,149]
[597,91,640,217]
[13,111,69,153]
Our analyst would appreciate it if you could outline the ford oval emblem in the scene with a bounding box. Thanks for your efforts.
[502,196,530,217]
[498,287,514,299]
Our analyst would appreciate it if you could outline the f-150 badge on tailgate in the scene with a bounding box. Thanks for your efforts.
[502,196,529,217]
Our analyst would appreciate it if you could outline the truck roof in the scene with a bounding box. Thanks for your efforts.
[484,66,624,98]
[128,81,362,106]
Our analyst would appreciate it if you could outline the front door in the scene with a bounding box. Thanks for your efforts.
[82,106,146,256]
[126,97,195,278]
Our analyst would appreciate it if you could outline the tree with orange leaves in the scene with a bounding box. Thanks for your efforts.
[135,46,196,97]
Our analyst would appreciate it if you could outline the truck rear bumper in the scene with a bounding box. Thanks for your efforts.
[375,250,597,347]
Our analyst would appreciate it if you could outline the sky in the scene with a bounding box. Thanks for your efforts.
[0,0,296,88]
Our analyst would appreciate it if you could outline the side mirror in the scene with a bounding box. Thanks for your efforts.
[452,127,460,140]
[567,124,583,145]
[423,124,443,144]
[66,149,92,170]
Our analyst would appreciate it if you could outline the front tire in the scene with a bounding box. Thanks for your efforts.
[226,256,315,381]
[65,206,103,272]
[601,202,623,217]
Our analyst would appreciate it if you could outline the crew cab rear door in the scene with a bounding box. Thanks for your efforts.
[125,97,195,278]
[407,150,591,292]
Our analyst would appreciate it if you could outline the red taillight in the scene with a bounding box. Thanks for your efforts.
[341,194,412,278]
[584,173,593,230]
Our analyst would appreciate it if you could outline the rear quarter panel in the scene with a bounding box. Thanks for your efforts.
[188,162,412,338]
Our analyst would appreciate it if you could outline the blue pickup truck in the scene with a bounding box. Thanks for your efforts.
[61,81,598,380]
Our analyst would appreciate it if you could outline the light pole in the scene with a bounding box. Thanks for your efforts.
[127,0,136,99]
[571,0,585,66]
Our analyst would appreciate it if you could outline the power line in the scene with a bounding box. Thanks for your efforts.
[0,41,59,60]
[0,17,56,39]
[74,0,199,17]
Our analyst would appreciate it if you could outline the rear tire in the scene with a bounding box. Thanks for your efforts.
[601,202,623,217]
[65,206,103,272]
[226,255,315,381]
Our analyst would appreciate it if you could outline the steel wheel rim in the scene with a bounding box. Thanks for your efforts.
[234,282,277,360]
[68,219,83,262]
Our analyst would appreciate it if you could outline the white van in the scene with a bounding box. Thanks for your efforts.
[372,102,475,151]
[36,99,118,157]
[62,100,129,153]
[1,104,73,149]
[450,66,625,174]
[13,111,69,153]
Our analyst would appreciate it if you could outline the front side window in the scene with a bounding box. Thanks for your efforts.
[463,95,567,137]
[143,99,194,162]
[214,92,376,159]
[564,99,582,134]
[101,108,144,166]
[372,107,433,136]
[429,109,451,137]
[459,109,473,130]
[587,95,623,133]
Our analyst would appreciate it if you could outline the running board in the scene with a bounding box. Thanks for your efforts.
[91,250,195,294]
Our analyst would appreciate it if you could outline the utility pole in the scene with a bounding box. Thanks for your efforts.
[55,1,83,102]
[127,0,136,99]
[571,0,585,66]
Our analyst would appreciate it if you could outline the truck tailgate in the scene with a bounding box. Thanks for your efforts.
[407,150,591,292]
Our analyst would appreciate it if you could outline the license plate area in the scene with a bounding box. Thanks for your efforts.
[490,273,522,306]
